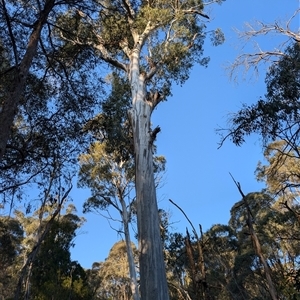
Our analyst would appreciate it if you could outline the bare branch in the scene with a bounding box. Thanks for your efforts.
[0,165,48,193]
[169,199,199,240]
[228,9,300,80]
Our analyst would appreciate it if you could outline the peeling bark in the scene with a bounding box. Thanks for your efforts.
[128,51,169,300]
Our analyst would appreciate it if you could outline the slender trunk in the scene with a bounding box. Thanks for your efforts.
[24,261,33,300]
[0,0,55,161]
[120,199,140,300]
[129,51,169,300]
[15,243,39,300]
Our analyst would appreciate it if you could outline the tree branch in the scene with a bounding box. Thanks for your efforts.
[1,0,19,67]
[121,0,135,20]
[169,199,199,240]
[228,10,300,80]
[94,41,128,72]
[182,9,210,19]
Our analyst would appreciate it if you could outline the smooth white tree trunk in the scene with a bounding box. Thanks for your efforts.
[129,50,169,299]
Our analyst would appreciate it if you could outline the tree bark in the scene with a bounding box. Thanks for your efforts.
[0,0,55,161]
[91,16,169,300]
[129,50,169,300]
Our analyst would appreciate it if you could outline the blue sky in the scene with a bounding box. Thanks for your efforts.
[70,0,299,268]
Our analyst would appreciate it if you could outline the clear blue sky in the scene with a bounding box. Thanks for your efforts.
[70,0,299,269]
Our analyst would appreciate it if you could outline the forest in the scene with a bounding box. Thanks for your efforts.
[0,0,299,299]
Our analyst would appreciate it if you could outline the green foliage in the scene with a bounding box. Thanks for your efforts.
[0,217,23,263]
[78,141,135,214]
[0,0,104,213]
[256,140,300,203]
[218,38,300,298]
[87,241,138,300]
[29,214,91,300]
[136,5,173,32]
[164,190,300,299]
[1,1,226,299]
[229,192,273,232]
[84,72,133,162]
[203,225,237,299]
[57,0,223,100]
[146,11,210,93]
[0,207,92,299]
[101,13,133,53]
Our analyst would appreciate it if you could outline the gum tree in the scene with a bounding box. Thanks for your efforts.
[59,1,224,298]
[78,141,140,300]
[78,73,166,300]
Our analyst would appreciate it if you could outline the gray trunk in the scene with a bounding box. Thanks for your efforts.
[129,67,169,299]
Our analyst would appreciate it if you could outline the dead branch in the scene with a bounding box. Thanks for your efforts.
[169,199,199,239]
[228,9,300,81]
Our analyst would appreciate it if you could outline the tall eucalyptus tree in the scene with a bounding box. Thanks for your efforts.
[58,1,224,298]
